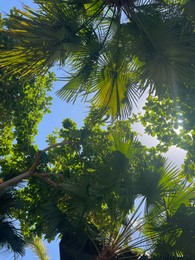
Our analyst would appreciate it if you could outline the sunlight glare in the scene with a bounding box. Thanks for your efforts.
[174,119,183,135]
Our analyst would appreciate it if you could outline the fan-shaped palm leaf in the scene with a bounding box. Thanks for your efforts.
[2,0,195,117]
[39,202,100,259]
[56,7,140,118]
[1,4,83,76]
[96,197,154,259]
[111,128,139,161]
[28,237,50,260]
[0,189,25,256]
[0,218,25,256]
[135,156,182,213]
[145,201,195,259]
[134,11,195,97]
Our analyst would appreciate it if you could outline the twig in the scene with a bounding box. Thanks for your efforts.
[33,174,63,189]
[32,172,65,189]
[41,140,70,153]
[32,173,64,189]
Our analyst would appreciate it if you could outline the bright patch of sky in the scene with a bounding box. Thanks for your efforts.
[132,94,186,168]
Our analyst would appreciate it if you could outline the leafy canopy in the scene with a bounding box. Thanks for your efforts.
[2,0,195,117]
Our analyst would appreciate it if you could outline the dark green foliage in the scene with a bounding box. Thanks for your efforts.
[0,189,25,256]
[10,117,193,259]
[2,0,195,118]
[1,2,195,259]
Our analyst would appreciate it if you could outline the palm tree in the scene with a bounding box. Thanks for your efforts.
[1,0,195,118]
[146,203,195,259]
[136,155,195,259]
[0,189,25,257]
[27,237,50,260]
[17,126,195,259]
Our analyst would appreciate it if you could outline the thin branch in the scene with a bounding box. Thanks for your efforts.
[0,151,42,191]
[41,140,70,153]
[33,174,62,189]
[0,141,70,191]
[32,172,65,189]
[32,173,64,189]
[33,172,64,179]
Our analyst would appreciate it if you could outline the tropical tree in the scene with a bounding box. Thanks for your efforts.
[1,0,195,118]
[135,93,195,180]
[146,203,195,259]
[0,114,192,259]
[0,13,55,257]
[1,3,195,260]
[0,13,54,183]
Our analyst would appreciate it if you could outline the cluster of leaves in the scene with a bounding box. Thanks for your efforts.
[0,13,55,257]
[9,115,194,259]
[0,189,25,257]
[1,1,195,259]
[0,14,55,182]
[2,0,195,118]
[137,94,195,179]
[0,72,54,179]
[17,118,135,238]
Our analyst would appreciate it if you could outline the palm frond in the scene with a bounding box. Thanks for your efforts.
[0,189,22,216]
[145,203,195,259]
[135,156,181,213]
[1,3,82,76]
[57,19,140,118]
[91,57,137,118]
[0,218,25,256]
[28,237,50,260]
[111,129,139,161]
[0,189,25,256]
[97,197,154,259]
[56,27,103,102]
[131,9,195,97]
[163,185,195,217]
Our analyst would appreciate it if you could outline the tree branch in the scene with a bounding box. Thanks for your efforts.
[0,141,70,192]
[33,172,65,179]
[41,140,70,153]
[32,172,65,189]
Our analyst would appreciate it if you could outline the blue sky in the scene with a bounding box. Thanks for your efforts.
[0,1,186,259]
